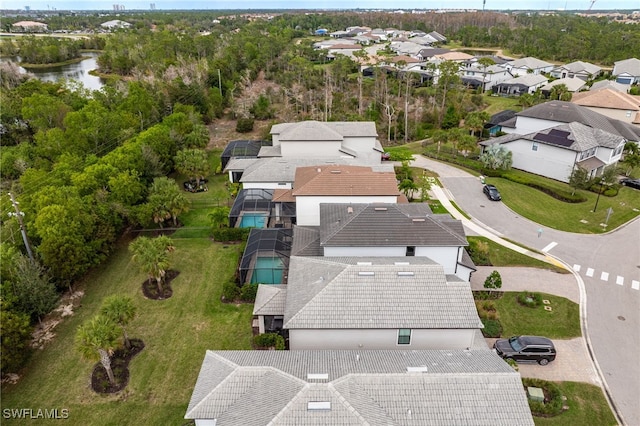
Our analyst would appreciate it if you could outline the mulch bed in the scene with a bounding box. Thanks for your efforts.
[90,339,145,394]
[141,270,180,300]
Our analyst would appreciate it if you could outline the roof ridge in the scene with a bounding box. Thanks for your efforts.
[254,285,282,313]
[185,352,239,418]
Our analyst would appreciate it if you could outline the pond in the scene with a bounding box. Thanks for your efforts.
[1,51,105,91]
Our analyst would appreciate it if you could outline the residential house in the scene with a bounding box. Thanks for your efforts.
[11,21,48,32]
[480,122,626,182]
[462,63,513,92]
[550,61,602,81]
[493,74,548,96]
[571,88,640,126]
[498,100,640,143]
[282,257,482,350]
[326,43,362,59]
[427,30,447,43]
[590,79,631,93]
[485,110,517,136]
[417,47,451,61]
[100,20,132,30]
[503,56,554,76]
[612,57,640,85]
[185,349,535,426]
[389,41,425,57]
[272,165,403,226]
[540,77,588,95]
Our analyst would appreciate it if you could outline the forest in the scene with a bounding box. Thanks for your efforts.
[1,9,639,374]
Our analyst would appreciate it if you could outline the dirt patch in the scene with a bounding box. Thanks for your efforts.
[90,339,145,394]
[31,290,85,350]
[141,270,180,300]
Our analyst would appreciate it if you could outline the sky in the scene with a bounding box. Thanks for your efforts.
[3,0,639,11]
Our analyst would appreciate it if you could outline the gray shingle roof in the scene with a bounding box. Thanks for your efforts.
[516,100,640,141]
[481,122,624,152]
[185,349,535,425]
[290,226,323,256]
[507,56,553,70]
[613,57,640,77]
[283,256,482,329]
[271,121,378,141]
[501,74,548,87]
[253,285,287,315]
[319,203,467,247]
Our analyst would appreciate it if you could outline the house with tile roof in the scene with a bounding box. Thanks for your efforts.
[273,165,404,226]
[503,56,554,76]
[612,57,640,85]
[571,88,640,126]
[11,20,48,32]
[540,77,588,95]
[493,74,548,96]
[498,100,640,143]
[480,122,626,183]
[185,349,535,426]
[462,63,513,92]
[281,257,482,350]
[550,60,602,81]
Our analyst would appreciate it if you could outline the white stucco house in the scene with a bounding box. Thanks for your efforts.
[493,74,548,96]
[612,57,640,85]
[480,122,625,183]
[550,60,602,81]
[503,56,554,76]
[282,256,482,350]
[185,349,535,426]
[272,165,404,226]
[461,63,513,92]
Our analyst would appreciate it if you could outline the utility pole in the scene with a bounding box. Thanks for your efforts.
[8,192,34,261]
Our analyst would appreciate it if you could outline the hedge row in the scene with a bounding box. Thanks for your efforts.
[212,227,251,242]
[252,333,285,350]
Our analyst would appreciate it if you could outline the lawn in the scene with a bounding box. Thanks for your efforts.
[494,292,581,339]
[488,176,640,233]
[482,93,522,116]
[533,381,617,426]
[468,236,567,273]
[1,163,254,426]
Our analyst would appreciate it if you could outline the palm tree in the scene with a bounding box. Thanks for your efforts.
[76,315,120,386]
[129,235,175,295]
[100,295,137,349]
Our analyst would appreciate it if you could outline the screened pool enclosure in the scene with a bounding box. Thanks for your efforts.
[229,189,296,228]
[239,228,292,285]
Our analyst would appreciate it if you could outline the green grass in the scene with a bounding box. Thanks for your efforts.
[482,93,522,116]
[495,292,581,339]
[427,200,448,214]
[488,176,640,233]
[468,236,567,273]
[533,381,617,426]
[1,237,253,425]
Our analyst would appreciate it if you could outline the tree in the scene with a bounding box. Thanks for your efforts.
[129,235,175,295]
[209,206,230,229]
[479,144,513,170]
[568,167,589,195]
[415,172,433,202]
[174,149,209,187]
[484,270,502,297]
[75,315,120,386]
[9,256,59,324]
[465,111,490,138]
[249,94,274,120]
[621,142,640,176]
[148,177,190,227]
[100,295,137,349]
[0,305,32,374]
[399,179,418,201]
[549,84,571,101]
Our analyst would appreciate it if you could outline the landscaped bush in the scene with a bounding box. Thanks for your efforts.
[522,378,565,417]
[252,333,285,350]
[475,300,498,320]
[501,172,587,203]
[517,291,543,308]
[236,117,254,133]
[211,227,250,242]
[239,283,258,302]
[467,239,491,265]
[221,281,240,302]
[481,318,502,337]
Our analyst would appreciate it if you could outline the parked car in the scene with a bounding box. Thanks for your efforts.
[483,184,502,201]
[493,335,556,365]
[620,178,640,190]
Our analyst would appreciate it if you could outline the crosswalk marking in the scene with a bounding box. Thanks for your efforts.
[586,268,594,277]
[616,276,624,286]
[542,242,557,252]
[573,264,581,272]
[601,272,609,281]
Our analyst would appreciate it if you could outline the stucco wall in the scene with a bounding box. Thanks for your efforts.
[506,139,576,183]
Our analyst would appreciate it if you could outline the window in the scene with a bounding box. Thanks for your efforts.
[398,329,411,345]
[532,143,538,151]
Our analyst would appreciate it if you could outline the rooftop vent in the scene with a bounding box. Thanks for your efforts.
[357,262,372,266]
[412,218,426,222]
[397,271,415,277]
[308,402,331,411]
[358,271,375,276]
[374,207,387,211]
[347,206,354,214]
[406,366,429,373]
[394,262,410,266]
[330,170,341,174]
[317,168,322,172]
[307,373,329,380]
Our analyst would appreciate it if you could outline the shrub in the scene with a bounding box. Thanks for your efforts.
[467,239,491,265]
[240,283,258,302]
[481,318,502,337]
[505,357,519,371]
[522,378,565,417]
[517,291,543,308]
[475,300,498,320]
[221,281,240,302]
[236,117,254,133]
[211,227,250,242]
[252,333,285,350]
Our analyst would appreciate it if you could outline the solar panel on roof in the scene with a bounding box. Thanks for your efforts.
[534,129,573,147]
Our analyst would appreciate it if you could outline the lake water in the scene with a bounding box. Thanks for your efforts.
[2,51,105,91]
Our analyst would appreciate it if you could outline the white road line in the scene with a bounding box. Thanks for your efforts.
[616,276,624,286]
[573,264,581,272]
[632,280,639,290]
[542,242,557,252]
[601,271,609,281]
[586,268,594,277]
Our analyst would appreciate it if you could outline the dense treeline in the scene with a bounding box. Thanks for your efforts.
[0,36,106,64]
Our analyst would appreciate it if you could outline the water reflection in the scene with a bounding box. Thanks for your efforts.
[2,52,105,91]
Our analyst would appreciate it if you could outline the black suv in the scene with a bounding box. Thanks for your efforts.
[620,178,640,190]
[493,335,556,365]
[483,184,502,201]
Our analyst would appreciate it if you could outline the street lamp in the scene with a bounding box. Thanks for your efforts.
[592,178,605,212]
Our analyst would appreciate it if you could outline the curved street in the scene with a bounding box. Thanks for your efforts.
[411,155,640,425]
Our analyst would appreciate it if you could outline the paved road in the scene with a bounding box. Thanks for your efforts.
[412,156,640,425]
